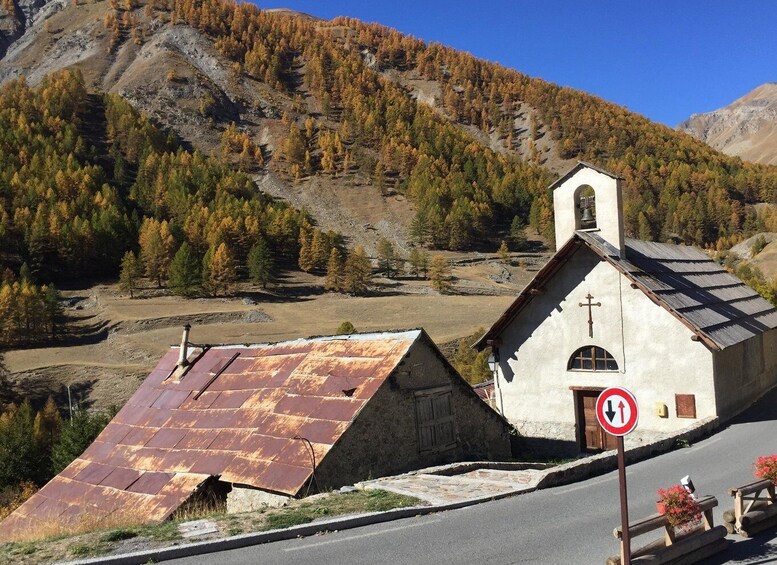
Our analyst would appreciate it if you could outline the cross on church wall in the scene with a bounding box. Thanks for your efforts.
[579,293,601,338]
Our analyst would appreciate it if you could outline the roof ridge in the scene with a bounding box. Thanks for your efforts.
[190,329,423,350]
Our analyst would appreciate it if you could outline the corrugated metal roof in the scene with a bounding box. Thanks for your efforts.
[476,232,777,351]
[472,380,495,401]
[0,331,421,541]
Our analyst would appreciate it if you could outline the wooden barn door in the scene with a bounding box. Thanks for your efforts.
[576,389,617,452]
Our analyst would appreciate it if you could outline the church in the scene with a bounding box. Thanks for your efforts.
[476,162,777,455]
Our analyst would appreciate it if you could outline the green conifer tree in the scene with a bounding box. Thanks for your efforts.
[33,396,62,476]
[510,216,528,251]
[201,246,214,296]
[248,238,275,289]
[19,262,31,283]
[0,400,43,487]
[168,242,202,297]
[408,248,430,279]
[408,248,422,278]
[376,237,396,278]
[409,213,429,246]
[43,284,63,338]
[51,409,111,474]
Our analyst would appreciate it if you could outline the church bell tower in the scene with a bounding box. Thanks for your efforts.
[551,161,625,256]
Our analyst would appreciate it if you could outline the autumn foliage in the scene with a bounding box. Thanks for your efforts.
[138,0,777,251]
[4,0,777,344]
[0,69,317,343]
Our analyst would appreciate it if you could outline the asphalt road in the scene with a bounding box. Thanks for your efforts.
[168,388,777,565]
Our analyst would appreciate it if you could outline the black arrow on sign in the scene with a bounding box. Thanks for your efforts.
[605,399,616,423]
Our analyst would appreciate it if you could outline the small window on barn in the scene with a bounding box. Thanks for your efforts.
[675,394,696,419]
[568,346,618,372]
[415,387,456,453]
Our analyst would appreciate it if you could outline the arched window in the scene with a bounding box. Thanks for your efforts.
[568,346,618,372]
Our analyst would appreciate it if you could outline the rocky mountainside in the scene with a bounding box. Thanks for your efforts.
[0,0,48,58]
[679,83,777,166]
[2,0,777,258]
[0,0,421,254]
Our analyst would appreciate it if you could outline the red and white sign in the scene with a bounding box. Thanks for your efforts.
[596,387,639,436]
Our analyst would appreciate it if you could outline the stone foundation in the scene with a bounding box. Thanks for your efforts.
[511,419,700,459]
[227,486,290,513]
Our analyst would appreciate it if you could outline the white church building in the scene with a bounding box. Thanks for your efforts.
[476,162,777,454]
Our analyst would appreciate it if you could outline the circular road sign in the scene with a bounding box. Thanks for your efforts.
[596,387,639,436]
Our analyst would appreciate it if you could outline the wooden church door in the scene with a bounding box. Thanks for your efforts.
[576,390,617,452]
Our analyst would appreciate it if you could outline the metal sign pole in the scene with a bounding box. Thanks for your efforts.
[595,387,637,565]
[617,435,631,565]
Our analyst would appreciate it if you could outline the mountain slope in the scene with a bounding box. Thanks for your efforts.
[679,83,777,166]
[2,0,777,258]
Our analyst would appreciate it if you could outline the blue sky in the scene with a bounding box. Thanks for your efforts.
[254,1,775,126]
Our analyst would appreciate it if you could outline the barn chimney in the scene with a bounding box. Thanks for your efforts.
[178,324,191,366]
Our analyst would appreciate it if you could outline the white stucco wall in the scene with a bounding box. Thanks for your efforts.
[553,167,625,255]
[494,246,716,446]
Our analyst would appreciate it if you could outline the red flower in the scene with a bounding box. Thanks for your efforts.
[754,455,777,484]
[656,485,701,528]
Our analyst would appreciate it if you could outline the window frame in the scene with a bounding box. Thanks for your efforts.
[567,345,618,372]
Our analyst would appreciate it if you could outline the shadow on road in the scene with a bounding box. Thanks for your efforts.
[726,385,777,426]
[705,530,777,564]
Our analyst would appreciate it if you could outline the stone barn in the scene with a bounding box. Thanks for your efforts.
[0,329,511,540]
[476,162,777,456]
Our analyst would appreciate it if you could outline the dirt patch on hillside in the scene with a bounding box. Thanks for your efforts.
[729,231,777,279]
[3,247,549,411]
[114,310,271,334]
[255,170,415,254]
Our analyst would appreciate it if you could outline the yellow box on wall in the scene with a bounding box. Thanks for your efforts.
[655,402,668,418]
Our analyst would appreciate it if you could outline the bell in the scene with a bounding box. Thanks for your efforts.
[581,207,594,223]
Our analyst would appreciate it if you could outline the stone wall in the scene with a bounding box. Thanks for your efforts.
[314,336,512,490]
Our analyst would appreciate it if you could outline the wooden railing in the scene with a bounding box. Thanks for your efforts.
[607,495,728,565]
[724,479,777,538]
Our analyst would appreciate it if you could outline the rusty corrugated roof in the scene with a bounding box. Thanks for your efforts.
[0,331,420,541]
[472,380,495,401]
